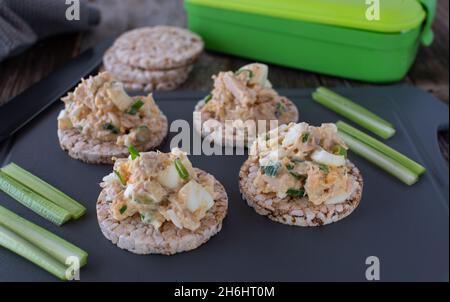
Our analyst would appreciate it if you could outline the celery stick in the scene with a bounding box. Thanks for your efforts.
[313,88,396,139]
[317,87,394,126]
[0,224,68,280]
[1,163,86,219]
[0,205,87,266]
[337,121,426,175]
[338,131,419,185]
[0,171,71,226]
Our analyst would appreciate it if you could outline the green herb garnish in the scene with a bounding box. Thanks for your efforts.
[127,99,144,115]
[289,172,306,181]
[114,170,126,186]
[333,145,348,158]
[235,69,254,79]
[103,123,119,134]
[204,94,213,104]
[140,213,153,224]
[286,164,294,171]
[286,188,305,198]
[292,158,304,164]
[301,132,310,143]
[174,159,189,180]
[119,205,127,215]
[262,162,281,177]
[275,102,287,118]
[76,125,83,132]
[128,145,140,160]
[319,164,329,174]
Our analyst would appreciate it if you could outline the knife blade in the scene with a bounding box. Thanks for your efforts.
[0,38,113,144]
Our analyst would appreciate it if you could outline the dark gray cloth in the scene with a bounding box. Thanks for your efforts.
[0,0,100,61]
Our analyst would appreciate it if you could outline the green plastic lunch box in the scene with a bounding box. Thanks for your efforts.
[185,0,436,83]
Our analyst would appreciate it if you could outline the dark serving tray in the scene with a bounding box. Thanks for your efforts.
[0,86,448,281]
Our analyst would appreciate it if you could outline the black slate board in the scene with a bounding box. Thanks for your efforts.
[0,86,448,282]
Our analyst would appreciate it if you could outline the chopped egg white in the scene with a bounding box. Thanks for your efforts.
[157,163,183,189]
[106,82,133,111]
[178,180,214,213]
[311,149,346,167]
[325,183,356,205]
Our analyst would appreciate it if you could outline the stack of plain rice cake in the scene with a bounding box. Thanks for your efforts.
[103,26,204,92]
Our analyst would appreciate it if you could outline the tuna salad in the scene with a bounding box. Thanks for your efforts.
[249,122,357,205]
[58,72,166,149]
[100,148,218,231]
[195,63,298,145]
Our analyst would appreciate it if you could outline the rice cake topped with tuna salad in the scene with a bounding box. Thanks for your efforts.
[57,72,168,164]
[194,63,299,148]
[97,148,228,255]
[239,122,363,227]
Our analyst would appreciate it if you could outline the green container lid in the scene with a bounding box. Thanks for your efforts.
[186,0,436,82]
[188,0,427,33]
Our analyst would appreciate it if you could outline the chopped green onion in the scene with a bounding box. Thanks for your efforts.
[133,196,154,205]
[235,69,254,78]
[1,163,86,219]
[174,159,190,180]
[128,145,140,160]
[319,164,329,174]
[337,121,426,175]
[114,170,126,186]
[103,123,119,134]
[292,158,305,164]
[203,94,213,104]
[119,205,127,215]
[313,87,396,139]
[338,131,419,185]
[135,125,151,143]
[286,163,306,180]
[0,171,71,226]
[0,224,68,280]
[262,162,281,177]
[275,102,287,118]
[286,188,305,197]
[302,132,310,143]
[332,145,348,158]
[76,126,83,132]
[0,204,88,268]
[140,213,154,224]
[127,99,144,115]
[289,171,306,181]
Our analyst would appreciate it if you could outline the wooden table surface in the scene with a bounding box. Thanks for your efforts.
[0,0,448,161]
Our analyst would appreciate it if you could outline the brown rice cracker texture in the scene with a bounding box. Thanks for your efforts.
[112,26,204,70]
[121,66,192,92]
[96,169,228,255]
[58,110,168,165]
[194,97,299,147]
[103,47,193,87]
[239,158,363,227]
